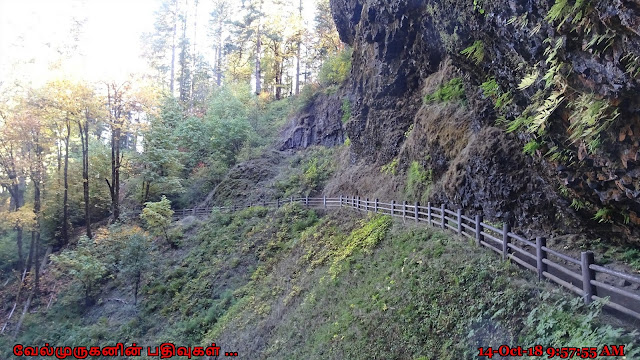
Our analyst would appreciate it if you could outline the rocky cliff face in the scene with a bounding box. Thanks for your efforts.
[280,91,346,151]
[328,0,640,241]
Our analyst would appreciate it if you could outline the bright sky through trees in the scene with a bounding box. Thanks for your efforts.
[0,0,318,87]
[0,0,160,84]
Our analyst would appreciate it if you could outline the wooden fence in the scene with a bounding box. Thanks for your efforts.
[173,195,640,322]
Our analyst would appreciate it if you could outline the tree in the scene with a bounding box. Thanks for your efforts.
[76,90,103,239]
[138,98,185,203]
[51,236,107,306]
[119,232,150,305]
[0,107,29,273]
[210,0,232,87]
[142,0,181,94]
[140,195,174,247]
[105,82,133,223]
[295,0,303,95]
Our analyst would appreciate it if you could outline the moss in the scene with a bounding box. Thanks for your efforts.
[405,161,433,202]
[380,158,399,175]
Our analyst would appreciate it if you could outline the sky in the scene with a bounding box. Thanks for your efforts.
[0,0,160,86]
[0,0,319,89]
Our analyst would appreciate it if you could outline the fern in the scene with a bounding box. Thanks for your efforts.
[571,198,585,211]
[546,0,590,28]
[567,94,619,153]
[530,22,542,36]
[518,70,539,90]
[558,185,570,198]
[622,53,640,78]
[508,14,528,29]
[593,207,613,223]
[460,40,485,65]
[528,90,565,135]
[523,140,543,155]
[547,0,569,24]
[480,78,499,98]
[586,30,616,56]
[495,91,513,110]
[424,78,465,103]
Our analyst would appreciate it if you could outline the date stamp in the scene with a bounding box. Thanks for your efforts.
[478,345,626,358]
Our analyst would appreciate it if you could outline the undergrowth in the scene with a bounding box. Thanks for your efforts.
[4,203,638,359]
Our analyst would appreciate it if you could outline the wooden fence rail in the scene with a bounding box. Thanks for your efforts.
[172,196,640,322]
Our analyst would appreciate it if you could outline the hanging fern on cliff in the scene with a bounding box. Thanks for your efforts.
[546,0,590,29]
[460,40,485,65]
[567,94,620,154]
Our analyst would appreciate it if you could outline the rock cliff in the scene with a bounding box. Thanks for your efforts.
[324,0,640,241]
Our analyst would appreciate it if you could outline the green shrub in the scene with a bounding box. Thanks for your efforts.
[140,195,175,247]
[51,236,108,306]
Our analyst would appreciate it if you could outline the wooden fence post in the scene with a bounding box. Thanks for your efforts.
[502,223,511,260]
[441,204,446,229]
[374,198,378,213]
[475,215,483,246]
[391,200,395,216]
[536,237,547,281]
[415,202,419,223]
[277,199,280,208]
[323,195,327,209]
[339,195,342,207]
[581,251,596,304]
[457,209,462,235]
[366,198,369,212]
[305,196,309,206]
[192,208,196,216]
[403,201,407,220]
[427,202,432,225]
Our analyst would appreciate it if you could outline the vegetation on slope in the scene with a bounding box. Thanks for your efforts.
[2,197,637,359]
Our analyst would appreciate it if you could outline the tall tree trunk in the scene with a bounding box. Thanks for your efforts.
[106,83,123,224]
[170,0,178,95]
[79,115,91,238]
[295,0,302,95]
[216,28,223,87]
[16,227,23,274]
[32,136,42,297]
[190,0,198,111]
[11,180,25,274]
[179,0,189,103]
[275,45,282,100]
[110,127,121,222]
[255,22,262,95]
[62,119,70,245]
